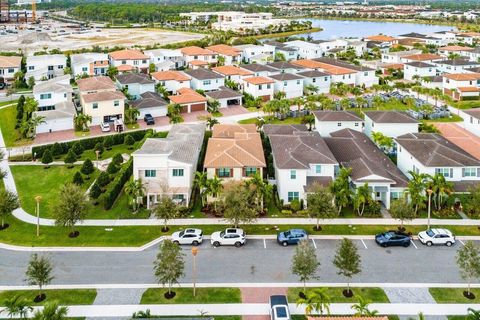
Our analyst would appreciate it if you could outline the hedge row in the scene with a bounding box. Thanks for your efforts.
[103,159,133,210]
[32,129,152,158]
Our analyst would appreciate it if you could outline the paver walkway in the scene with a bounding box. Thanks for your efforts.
[86,288,146,320]
[384,287,447,320]
[433,122,480,160]
[241,287,288,320]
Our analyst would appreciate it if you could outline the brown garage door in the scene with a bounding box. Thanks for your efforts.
[261,95,271,102]
[180,106,189,113]
[190,103,206,112]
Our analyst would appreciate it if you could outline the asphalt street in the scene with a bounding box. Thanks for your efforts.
[0,239,474,286]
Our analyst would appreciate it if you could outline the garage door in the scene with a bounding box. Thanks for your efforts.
[261,95,271,102]
[180,106,189,113]
[190,103,206,112]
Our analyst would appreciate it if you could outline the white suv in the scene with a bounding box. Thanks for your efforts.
[211,228,246,247]
[418,228,456,247]
[171,228,203,246]
[100,122,111,132]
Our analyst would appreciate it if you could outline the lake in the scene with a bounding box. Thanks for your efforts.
[295,19,457,40]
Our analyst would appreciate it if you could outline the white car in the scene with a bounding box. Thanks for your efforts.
[100,122,111,132]
[171,228,203,246]
[418,228,456,247]
[210,228,246,247]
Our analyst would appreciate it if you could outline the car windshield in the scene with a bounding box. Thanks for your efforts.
[220,231,225,237]
[179,231,185,237]
[284,231,291,237]
[383,232,393,239]
[426,229,435,237]
[276,306,288,318]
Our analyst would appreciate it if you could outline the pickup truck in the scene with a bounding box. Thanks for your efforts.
[269,295,290,320]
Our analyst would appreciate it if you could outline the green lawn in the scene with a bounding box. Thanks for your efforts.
[425,114,463,123]
[287,287,389,303]
[0,100,17,107]
[140,288,241,304]
[0,289,96,306]
[454,100,480,110]
[90,189,151,219]
[11,165,99,219]
[429,288,480,303]
[0,105,31,148]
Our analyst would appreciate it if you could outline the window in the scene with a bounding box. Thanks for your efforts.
[290,170,296,179]
[259,85,263,90]
[312,78,316,83]
[7,68,14,73]
[40,93,51,100]
[58,65,63,69]
[355,122,359,127]
[173,169,184,177]
[435,167,452,178]
[142,60,146,64]
[28,66,34,70]
[267,84,271,89]
[296,80,300,85]
[288,191,299,202]
[315,165,321,174]
[122,60,126,65]
[412,165,419,174]
[364,72,368,76]
[114,100,119,107]
[133,60,139,66]
[218,168,231,178]
[245,167,256,176]
[283,81,287,86]
[337,122,342,127]
[145,170,156,177]
[203,80,211,85]
[48,66,54,71]
[462,168,477,177]
[324,77,328,81]
[82,67,88,72]
[92,102,98,109]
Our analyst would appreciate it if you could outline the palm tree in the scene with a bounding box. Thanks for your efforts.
[206,176,223,211]
[330,167,352,215]
[353,183,370,216]
[206,117,219,131]
[291,97,304,112]
[74,113,93,132]
[31,302,68,320]
[207,99,220,114]
[351,296,378,316]
[124,179,146,213]
[301,114,315,131]
[1,295,33,319]
[167,103,183,124]
[245,172,271,211]
[305,84,319,95]
[355,96,367,108]
[372,95,383,110]
[407,171,429,214]
[467,308,480,320]
[20,115,46,139]
[194,171,208,207]
[426,173,453,211]
[273,91,286,100]
[339,98,350,110]
[124,107,140,125]
[296,288,331,315]
[155,83,169,99]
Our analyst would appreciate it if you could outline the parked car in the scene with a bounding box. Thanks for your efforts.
[375,231,411,247]
[100,122,110,132]
[144,114,155,125]
[277,229,308,246]
[418,228,455,247]
[210,228,246,247]
[171,228,203,246]
[270,295,291,320]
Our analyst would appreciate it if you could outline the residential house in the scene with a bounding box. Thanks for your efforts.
[313,111,364,137]
[292,59,356,86]
[438,45,474,59]
[168,88,207,113]
[212,65,253,89]
[264,124,338,204]
[130,91,168,118]
[324,128,409,209]
[77,76,126,127]
[434,59,480,74]
[466,47,480,63]
[284,40,323,60]
[206,44,242,66]
[204,124,266,182]
[70,53,109,78]
[381,50,422,64]
[151,70,191,95]
[243,76,275,101]
[132,123,206,208]
[443,73,480,100]
[313,58,378,87]
[364,34,398,45]
[205,86,243,108]
[184,68,225,92]
[234,44,274,64]
[26,54,67,81]
[238,63,278,77]
[397,32,445,46]
[403,61,436,81]
[269,73,304,99]
[115,73,155,100]
[32,75,75,133]
[0,55,22,82]
[180,46,217,68]
[396,133,480,192]
[143,49,185,70]
[266,61,305,74]
[109,49,150,74]
[463,108,480,137]
[297,70,331,94]
[346,40,368,57]
[400,53,444,64]
[364,111,419,139]
[264,41,299,61]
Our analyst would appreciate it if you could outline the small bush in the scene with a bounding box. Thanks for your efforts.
[362,200,382,217]
[51,142,63,158]
[41,149,53,167]
[281,209,292,215]
[112,153,124,165]
[81,159,95,176]
[94,142,104,155]
[96,171,111,188]
[106,162,119,174]
[103,136,114,150]
[124,134,135,149]
[64,149,77,167]
[103,160,133,210]
[89,183,102,200]
[290,199,301,212]
[73,171,84,185]
[72,142,84,156]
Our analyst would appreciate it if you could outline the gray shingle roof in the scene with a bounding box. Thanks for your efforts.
[297,70,330,78]
[463,108,480,120]
[364,111,418,124]
[268,73,304,81]
[267,61,305,70]
[405,61,435,68]
[184,68,224,80]
[205,86,242,100]
[313,111,363,122]
[116,73,155,85]
[130,92,167,109]
[239,64,279,73]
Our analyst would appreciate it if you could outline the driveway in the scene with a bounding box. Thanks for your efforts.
[433,122,480,160]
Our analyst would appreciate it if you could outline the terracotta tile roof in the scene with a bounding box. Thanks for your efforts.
[365,35,396,42]
[77,76,115,92]
[212,65,253,76]
[457,87,480,92]
[204,124,266,168]
[0,55,22,68]
[243,76,274,85]
[444,72,480,81]
[383,63,404,70]
[151,71,191,82]
[109,49,149,60]
[402,53,443,61]
[181,46,215,56]
[189,60,210,66]
[168,88,207,105]
[291,59,355,75]
[440,45,474,52]
[117,65,134,72]
[82,91,125,103]
[206,44,241,56]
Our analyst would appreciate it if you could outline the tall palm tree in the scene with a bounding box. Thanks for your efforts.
[301,114,315,131]
[426,173,453,211]
[353,183,370,216]
[21,115,46,139]
[206,176,223,211]
[31,302,68,320]
[351,296,378,316]
[291,97,304,112]
[155,83,169,99]
[372,95,383,110]
[207,99,220,114]
[330,167,352,215]
[296,288,331,315]
[467,308,480,320]
[124,178,146,213]
[124,107,140,125]
[305,84,319,96]
[74,113,93,132]
[1,295,33,319]
[167,103,183,124]
[407,171,429,214]
[245,172,271,211]
[194,171,208,206]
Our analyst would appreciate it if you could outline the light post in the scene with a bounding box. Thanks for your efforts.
[427,189,433,230]
[191,247,199,297]
[95,150,100,161]
[35,195,42,237]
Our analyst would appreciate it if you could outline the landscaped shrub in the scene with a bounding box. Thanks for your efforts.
[434,208,457,218]
[112,153,123,165]
[124,134,135,149]
[51,142,63,159]
[290,199,301,212]
[103,136,113,150]
[106,162,119,174]
[41,149,53,168]
[72,142,84,156]
[103,159,133,210]
[96,171,111,188]
[89,183,102,203]
[73,171,84,185]
[362,200,382,217]
[80,159,95,177]
[64,150,77,168]
[94,142,104,155]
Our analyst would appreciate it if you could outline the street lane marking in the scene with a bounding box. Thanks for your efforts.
[459,239,465,246]
[311,239,317,249]
[410,240,418,249]
[360,239,368,249]
[263,238,266,249]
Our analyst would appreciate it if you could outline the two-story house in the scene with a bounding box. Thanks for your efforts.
[314,111,364,137]
[443,73,480,100]
[70,53,109,78]
[243,76,275,101]
[364,111,419,139]
[297,70,331,94]
[403,62,437,81]
[181,46,217,68]
[269,73,304,99]
[143,49,186,70]
[109,49,150,73]
[132,123,206,208]
[292,59,357,86]
[239,64,278,77]
[206,44,242,66]
[115,73,155,100]
[184,68,225,92]
[266,61,305,74]
[463,108,480,137]
[434,59,480,74]
[212,65,253,89]
[0,55,22,82]
[204,124,266,183]
[26,54,67,81]
[264,124,338,204]
[151,70,191,95]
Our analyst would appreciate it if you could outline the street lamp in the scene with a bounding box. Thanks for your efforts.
[34,195,42,237]
[191,247,199,297]
[95,150,100,161]
[427,189,433,230]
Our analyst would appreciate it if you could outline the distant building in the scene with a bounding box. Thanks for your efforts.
[17,0,50,4]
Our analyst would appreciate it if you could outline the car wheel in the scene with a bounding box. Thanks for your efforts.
[382,243,388,248]
[234,242,242,248]
[173,241,179,245]
[426,241,433,247]
[192,240,199,246]
[446,241,453,247]
[282,241,288,247]
[403,242,410,247]
[213,241,220,247]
